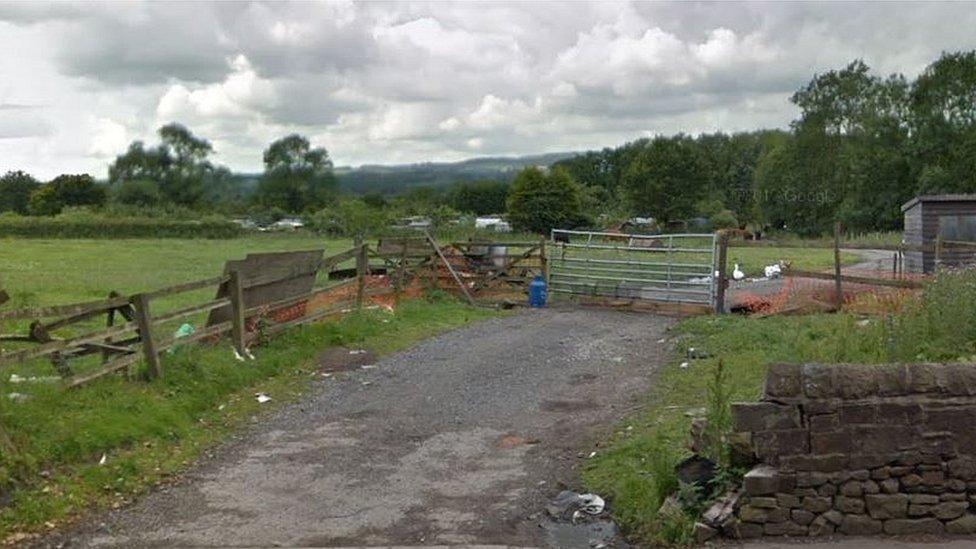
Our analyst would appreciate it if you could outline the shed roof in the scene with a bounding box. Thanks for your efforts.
[901,194,976,212]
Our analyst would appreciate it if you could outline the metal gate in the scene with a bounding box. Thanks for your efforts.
[548,229,718,309]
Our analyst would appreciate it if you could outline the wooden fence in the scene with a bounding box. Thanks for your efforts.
[0,236,543,388]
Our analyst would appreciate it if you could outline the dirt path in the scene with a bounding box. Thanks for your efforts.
[46,307,673,548]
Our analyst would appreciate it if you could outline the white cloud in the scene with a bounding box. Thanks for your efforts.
[87,117,128,158]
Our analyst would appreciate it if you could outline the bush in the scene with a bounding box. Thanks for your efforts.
[0,211,242,239]
[27,185,63,216]
[305,199,391,237]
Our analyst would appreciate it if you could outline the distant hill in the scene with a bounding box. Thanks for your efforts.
[334,152,577,194]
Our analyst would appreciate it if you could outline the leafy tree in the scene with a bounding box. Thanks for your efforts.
[114,179,162,207]
[506,167,584,233]
[621,136,705,224]
[27,185,64,216]
[448,180,509,214]
[48,174,106,207]
[0,171,40,214]
[256,134,337,212]
[305,199,391,236]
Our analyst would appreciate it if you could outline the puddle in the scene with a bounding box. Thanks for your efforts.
[541,519,627,548]
[316,347,376,372]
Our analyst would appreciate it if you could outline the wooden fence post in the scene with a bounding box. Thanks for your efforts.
[131,292,162,379]
[228,270,246,354]
[715,231,729,314]
[834,221,843,310]
[354,236,366,310]
[539,236,548,285]
[935,234,943,270]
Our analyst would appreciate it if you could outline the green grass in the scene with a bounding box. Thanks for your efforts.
[583,268,976,546]
[726,246,859,277]
[0,234,352,308]
[0,296,498,542]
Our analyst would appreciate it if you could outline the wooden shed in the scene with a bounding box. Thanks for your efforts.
[902,194,976,273]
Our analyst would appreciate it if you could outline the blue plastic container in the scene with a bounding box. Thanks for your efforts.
[528,275,548,308]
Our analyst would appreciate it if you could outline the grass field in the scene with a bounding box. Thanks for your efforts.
[0,234,352,308]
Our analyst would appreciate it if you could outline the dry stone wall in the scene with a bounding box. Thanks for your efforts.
[706,362,976,540]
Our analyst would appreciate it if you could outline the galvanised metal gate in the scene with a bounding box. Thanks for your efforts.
[548,229,718,309]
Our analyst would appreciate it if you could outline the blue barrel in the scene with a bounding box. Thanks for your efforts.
[528,275,548,308]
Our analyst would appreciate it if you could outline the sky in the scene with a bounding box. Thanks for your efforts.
[2,1,976,180]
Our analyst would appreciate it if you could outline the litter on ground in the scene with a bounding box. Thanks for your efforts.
[254,392,272,404]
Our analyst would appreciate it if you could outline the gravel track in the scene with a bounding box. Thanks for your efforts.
[44,306,673,548]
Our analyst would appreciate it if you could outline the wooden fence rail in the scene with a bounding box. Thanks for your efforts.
[1,238,536,389]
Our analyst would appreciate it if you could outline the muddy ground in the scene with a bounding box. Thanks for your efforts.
[41,307,674,548]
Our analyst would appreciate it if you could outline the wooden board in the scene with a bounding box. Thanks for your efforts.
[207,250,323,327]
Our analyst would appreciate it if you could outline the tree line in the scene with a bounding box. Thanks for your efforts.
[549,51,976,236]
[2,50,975,237]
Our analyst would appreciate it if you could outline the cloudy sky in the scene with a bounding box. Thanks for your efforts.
[2,1,976,179]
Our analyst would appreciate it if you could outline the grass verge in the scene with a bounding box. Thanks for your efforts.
[0,296,498,543]
[583,267,976,546]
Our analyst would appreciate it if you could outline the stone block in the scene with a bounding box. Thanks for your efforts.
[808,516,835,536]
[766,507,789,523]
[726,519,764,539]
[852,425,918,454]
[941,492,967,501]
[702,491,740,527]
[839,514,883,535]
[840,480,863,497]
[880,479,899,494]
[946,514,976,535]
[808,413,839,431]
[901,474,923,488]
[776,493,800,509]
[925,405,976,431]
[931,501,969,520]
[744,465,789,496]
[732,402,801,432]
[822,509,844,525]
[941,363,976,395]
[779,453,847,472]
[890,465,913,477]
[753,429,809,462]
[948,456,976,480]
[791,509,815,526]
[908,363,943,394]
[694,522,718,543]
[849,455,887,470]
[908,493,939,504]
[921,470,945,486]
[764,521,807,536]
[876,402,923,425]
[875,364,911,396]
[850,469,871,480]
[947,478,967,492]
[811,430,851,455]
[802,363,836,399]
[862,480,880,494]
[871,466,891,480]
[908,504,933,517]
[802,496,832,513]
[839,402,877,424]
[763,363,803,399]
[796,472,830,488]
[749,496,778,509]
[883,518,945,535]
[865,494,908,519]
[834,495,865,514]
[739,505,768,524]
[835,364,887,399]
[817,483,837,497]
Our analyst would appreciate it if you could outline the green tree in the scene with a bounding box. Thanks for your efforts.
[448,180,509,214]
[114,179,162,207]
[505,167,584,233]
[27,185,63,216]
[48,174,106,207]
[256,134,337,212]
[621,136,705,224]
[0,171,40,214]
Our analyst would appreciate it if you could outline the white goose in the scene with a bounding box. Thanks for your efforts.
[732,263,745,281]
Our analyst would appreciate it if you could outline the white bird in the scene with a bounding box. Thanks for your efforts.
[732,263,745,281]
[763,264,782,279]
